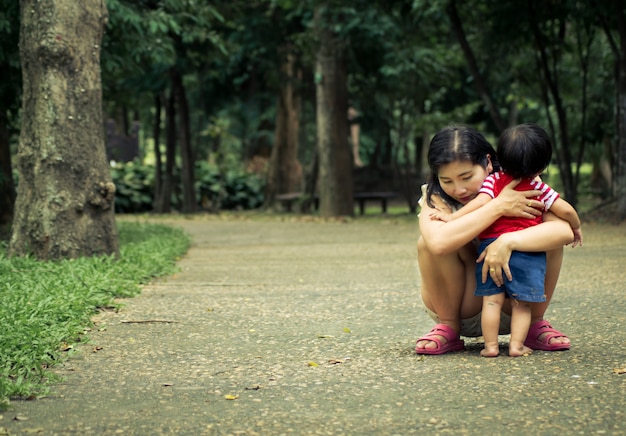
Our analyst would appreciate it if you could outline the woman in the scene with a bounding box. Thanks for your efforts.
[415,125,574,355]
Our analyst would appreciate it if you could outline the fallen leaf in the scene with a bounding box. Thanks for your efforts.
[20,428,44,434]
[307,361,319,367]
[613,367,626,374]
[343,327,352,333]
[224,394,239,400]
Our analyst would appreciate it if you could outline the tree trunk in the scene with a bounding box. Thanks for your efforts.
[0,113,15,229]
[152,93,163,211]
[529,0,577,207]
[448,0,507,133]
[171,67,196,214]
[10,0,118,259]
[156,88,177,213]
[314,7,353,217]
[616,4,626,220]
[266,45,302,208]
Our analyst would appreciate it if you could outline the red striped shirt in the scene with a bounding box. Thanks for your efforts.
[478,171,559,240]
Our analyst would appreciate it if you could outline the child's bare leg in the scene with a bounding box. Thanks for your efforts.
[480,294,504,357]
[510,299,533,357]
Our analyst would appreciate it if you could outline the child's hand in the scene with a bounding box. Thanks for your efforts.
[429,211,452,222]
[570,227,583,247]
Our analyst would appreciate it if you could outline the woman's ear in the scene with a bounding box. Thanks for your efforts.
[486,154,494,173]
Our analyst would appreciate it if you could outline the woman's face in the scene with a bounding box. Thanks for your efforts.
[437,158,492,205]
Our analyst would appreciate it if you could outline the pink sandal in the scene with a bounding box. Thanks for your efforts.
[415,324,465,355]
[524,320,570,351]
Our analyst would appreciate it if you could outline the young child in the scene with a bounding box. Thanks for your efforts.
[430,123,582,357]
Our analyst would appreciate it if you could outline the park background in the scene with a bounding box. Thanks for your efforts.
[0,1,625,428]
[1,0,626,241]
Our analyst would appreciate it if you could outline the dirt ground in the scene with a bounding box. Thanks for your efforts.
[1,213,625,435]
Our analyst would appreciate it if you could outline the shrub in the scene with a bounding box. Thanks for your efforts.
[110,160,265,213]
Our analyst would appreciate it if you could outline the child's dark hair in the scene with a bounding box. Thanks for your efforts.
[425,125,500,208]
[497,123,552,179]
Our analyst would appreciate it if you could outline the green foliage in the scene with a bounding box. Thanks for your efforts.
[0,222,190,409]
[110,160,266,213]
[110,161,155,213]
[221,168,265,210]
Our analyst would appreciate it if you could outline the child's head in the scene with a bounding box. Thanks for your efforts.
[426,125,500,208]
[497,123,552,179]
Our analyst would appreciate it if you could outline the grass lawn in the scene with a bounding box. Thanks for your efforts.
[0,221,190,410]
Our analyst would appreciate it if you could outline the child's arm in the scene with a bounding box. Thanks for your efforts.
[548,198,583,247]
[430,193,492,222]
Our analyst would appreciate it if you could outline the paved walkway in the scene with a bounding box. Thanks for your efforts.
[2,216,626,435]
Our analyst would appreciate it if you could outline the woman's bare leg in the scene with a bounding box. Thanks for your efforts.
[416,237,481,351]
[530,247,570,346]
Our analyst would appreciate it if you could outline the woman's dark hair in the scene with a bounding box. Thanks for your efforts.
[497,123,552,179]
[425,125,499,208]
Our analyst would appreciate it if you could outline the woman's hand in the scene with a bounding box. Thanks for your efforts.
[495,179,544,219]
[476,234,514,287]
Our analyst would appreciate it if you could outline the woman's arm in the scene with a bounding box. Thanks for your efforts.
[477,212,574,286]
[430,193,491,222]
[419,181,543,255]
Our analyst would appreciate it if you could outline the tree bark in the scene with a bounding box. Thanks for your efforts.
[156,87,177,213]
[266,44,302,208]
[10,0,118,259]
[152,93,163,211]
[448,0,507,133]
[528,0,577,207]
[171,67,196,214]
[314,7,353,217]
[616,4,626,220]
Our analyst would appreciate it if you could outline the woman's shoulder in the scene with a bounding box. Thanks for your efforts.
[418,183,456,215]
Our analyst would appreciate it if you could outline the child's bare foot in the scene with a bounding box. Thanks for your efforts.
[480,344,499,357]
[509,343,533,357]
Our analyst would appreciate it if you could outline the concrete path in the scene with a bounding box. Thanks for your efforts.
[2,215,625,435]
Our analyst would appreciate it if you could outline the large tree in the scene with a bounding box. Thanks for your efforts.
[10,0,118,259]
[616,2,626,219]
[265,44,302,205]
[314,4,353,217]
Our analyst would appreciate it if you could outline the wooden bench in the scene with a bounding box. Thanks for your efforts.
[353,191,398,215]
[275,192,303,212]
[276,191,398,215]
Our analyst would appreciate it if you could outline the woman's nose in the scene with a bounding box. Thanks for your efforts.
[455,184,467,195]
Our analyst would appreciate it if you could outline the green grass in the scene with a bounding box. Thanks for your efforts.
[0,221,190,410]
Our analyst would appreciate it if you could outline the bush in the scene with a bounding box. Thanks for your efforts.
[111,160,265,213]
[110,161,155,213]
